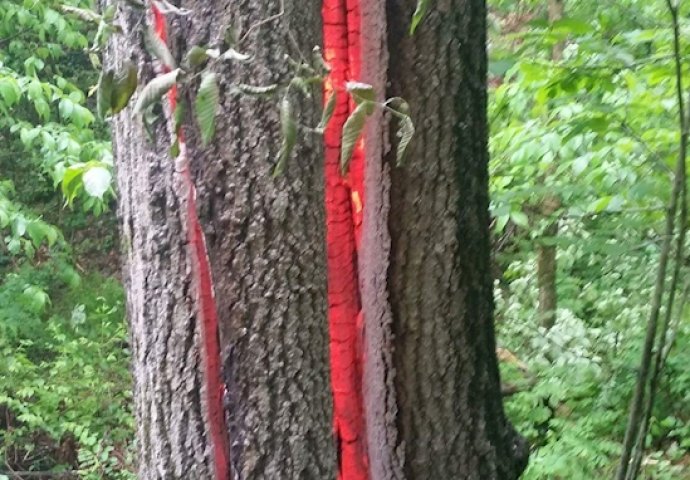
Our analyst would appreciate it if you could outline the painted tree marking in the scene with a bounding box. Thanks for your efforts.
[152,1,369,477]
[151,5,231,480]
[323,0,369,477]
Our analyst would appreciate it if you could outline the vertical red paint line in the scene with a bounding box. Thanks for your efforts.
[151,7,230,480]
[322,0,369,477]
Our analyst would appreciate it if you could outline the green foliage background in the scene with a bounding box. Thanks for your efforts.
[490,0,690,477]
[0,0,132,477]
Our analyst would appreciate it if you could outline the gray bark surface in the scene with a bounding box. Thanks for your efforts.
[109,1,335,478]
[182,0,335,478]
[110,8,216,478]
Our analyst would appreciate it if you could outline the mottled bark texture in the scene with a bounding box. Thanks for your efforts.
[109,0,335,478]
[368,0,530,477]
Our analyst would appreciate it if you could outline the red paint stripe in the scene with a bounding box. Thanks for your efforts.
[322,0,369,477]
[151,6,230,480]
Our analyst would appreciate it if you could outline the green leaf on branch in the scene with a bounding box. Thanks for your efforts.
[185,46,210,68]
[0,77,21,106]
[346,81,376,112]
[102,4,117,22]
[551,18,594,35]
[195,72,220,145]
[311,46,331,74]
[82,166,112,199]
[393,112,415,166]
[273,94,298,176]
[289,77,311,98]
[387,97,414,164]
[340,102,370,174]
[111,62,138,114]
[510,211,529,228]
[61,164,85,205]
[145,25,176,68]
[410,0,429,35]
[59,5,102,23]
[318,91,337,131]
[97,70,114,119]
[133,68,180,114]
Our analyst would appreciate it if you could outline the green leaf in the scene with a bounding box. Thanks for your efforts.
[133,68,180,114]
[145,25,176,68]
[111,62,138,113]
[45,225,58,246]
[510,210,529,228]
[340,102,370,174]
[97,70,114,118]
[311,45,330,74]
[317,90,336,131]
[61,164,86,204]
[7,238,20,254]
[82,166,112,199]
[59,4,102,23]
[551,18,594,35]
[59,99,75,119]
[289,77,311,97]
[185,46,210,68]
[410,0,429,35]
[0,78,21,106]
[392,110,415,165]
[102,3,117,21]
[273,94,298,176]
[495,214,510,233]
[22,285,50,313]
[195,72,220,145]
[20,127,40,147]
[25,221,46,248]
[346,81,376,104]
[588,196,614,213]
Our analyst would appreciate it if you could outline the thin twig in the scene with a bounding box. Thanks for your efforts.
[238,0,285,45]
[661,280,690,364]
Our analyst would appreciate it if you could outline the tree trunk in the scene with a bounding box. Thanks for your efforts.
[109,1,335,478]
[110,0,527,478]
[359,0,529,477]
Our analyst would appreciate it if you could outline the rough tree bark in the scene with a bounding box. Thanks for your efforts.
[358,0,529,477]
[109,0,527,478]
[109,0,335,478]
